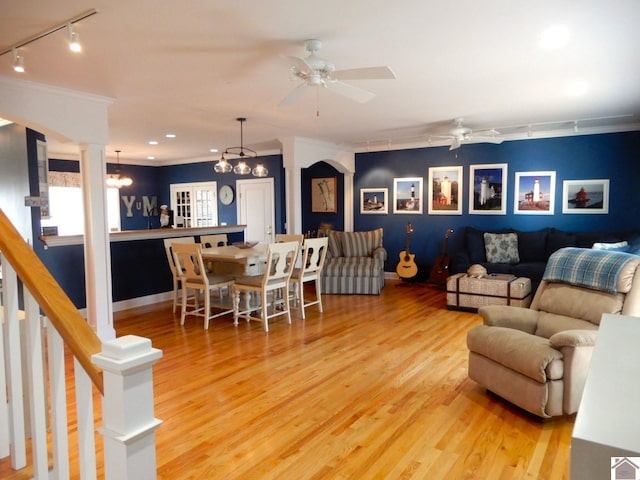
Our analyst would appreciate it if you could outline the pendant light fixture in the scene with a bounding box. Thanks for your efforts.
[106,150,133,188]
[213,117,268,177]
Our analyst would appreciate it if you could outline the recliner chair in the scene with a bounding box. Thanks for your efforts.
[467,247,640,418]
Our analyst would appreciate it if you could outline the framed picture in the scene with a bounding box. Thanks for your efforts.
[360,188,388,214]
[514,171,556,215]
[311,177,337,213]
[393,178,422,214]
[428,166,463,215]
[562,179,609,214]
[469,163,507,215]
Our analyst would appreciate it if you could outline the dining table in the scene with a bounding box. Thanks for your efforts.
[201,243,268,276]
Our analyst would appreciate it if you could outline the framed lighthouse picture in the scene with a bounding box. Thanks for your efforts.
[469,163,507,215]
[393,178,422,214]
[514,171,556,215]
[428,166,462,215]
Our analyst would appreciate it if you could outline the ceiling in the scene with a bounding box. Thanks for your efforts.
[2,0,640,164]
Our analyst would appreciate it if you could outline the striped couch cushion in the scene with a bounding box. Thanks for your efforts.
[327,231,343,258]
[342,228,383,257]
[322,256,382,278]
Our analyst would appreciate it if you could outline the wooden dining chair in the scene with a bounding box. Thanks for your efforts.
[200,234,229,274]
[232,241,299,332]
[200,234,228,248]
[163,236,196,313]
[171,242,235,329]
[291,237,328,319]
[274,233,304,245]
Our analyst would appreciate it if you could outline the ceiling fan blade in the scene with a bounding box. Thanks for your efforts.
[279,83,308,106]
[333,66,396,80]
[325,81,376,103]
[281,54,313,75]
[449,138,462,150]
[473,136,504,144]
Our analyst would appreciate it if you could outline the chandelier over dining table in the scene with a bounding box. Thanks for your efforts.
[214,117,268,177]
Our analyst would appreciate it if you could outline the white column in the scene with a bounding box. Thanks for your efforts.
[343,172,354,232]
[92,335,163,480]
[79,143,116,341]
[281,137,302,234]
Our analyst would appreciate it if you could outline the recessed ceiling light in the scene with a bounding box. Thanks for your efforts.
[165,133,176,139]
[210,148,219,153]
[539,24,570,49]
[149,140,159,145]
[147,156,155,160]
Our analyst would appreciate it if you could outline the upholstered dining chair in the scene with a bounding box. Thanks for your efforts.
[291,237,328,319]
[171,242,235,329]
[163,236,195,313]
[232,241,299,332]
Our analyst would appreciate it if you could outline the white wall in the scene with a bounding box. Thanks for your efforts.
[0,124,31,242]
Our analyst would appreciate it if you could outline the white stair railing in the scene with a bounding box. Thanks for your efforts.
[0,208,163,479]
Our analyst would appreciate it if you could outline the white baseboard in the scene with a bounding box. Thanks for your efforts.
[112,291,173,313]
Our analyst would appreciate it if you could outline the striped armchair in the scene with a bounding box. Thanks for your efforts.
[320,228,387,294]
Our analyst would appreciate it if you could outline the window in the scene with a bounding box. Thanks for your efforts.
[41,171,121,235]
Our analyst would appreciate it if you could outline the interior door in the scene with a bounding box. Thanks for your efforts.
[237,178,275,244]
[170,181,218,227]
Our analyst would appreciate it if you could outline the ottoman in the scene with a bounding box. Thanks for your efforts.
[446,273,532,311]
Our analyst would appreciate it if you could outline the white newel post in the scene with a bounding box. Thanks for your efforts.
[92,335,163,480]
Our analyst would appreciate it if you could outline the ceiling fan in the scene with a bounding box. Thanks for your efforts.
[279,39,395,106]
[433,118,504,150]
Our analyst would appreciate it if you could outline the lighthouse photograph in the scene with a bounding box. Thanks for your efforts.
[514,171,556,215]
[469,163,507,214]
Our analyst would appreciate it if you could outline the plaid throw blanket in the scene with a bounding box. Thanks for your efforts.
[543,247,636,294]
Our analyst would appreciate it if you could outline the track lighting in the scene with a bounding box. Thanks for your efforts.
[1,8,97,73]
[12,48,24,73]
[68,24,82,52]
[213,117,268,177]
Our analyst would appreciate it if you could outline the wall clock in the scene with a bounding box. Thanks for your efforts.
[219,184,235,205]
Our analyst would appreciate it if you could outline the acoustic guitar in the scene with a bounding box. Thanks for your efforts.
[430,228,454,284]
[396,223,418,279]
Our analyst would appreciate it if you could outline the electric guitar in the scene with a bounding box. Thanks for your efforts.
[396,223,418,279]
[430,228,454,284]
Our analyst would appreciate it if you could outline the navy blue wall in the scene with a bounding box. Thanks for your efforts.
[301,161,344,234]
[158,154,285,232]
[37,153,285,308]
[32,131,640,307]
[353,131,640,274]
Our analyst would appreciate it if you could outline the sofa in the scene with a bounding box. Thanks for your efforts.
[452,227,640,291]
[467,247,640,418]
[320,228,387,294]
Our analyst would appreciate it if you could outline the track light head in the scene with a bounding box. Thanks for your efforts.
[12,48,25,73]
[68,24,82,53]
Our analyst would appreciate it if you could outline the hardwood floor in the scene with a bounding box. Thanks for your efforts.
[2,280,575,479]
